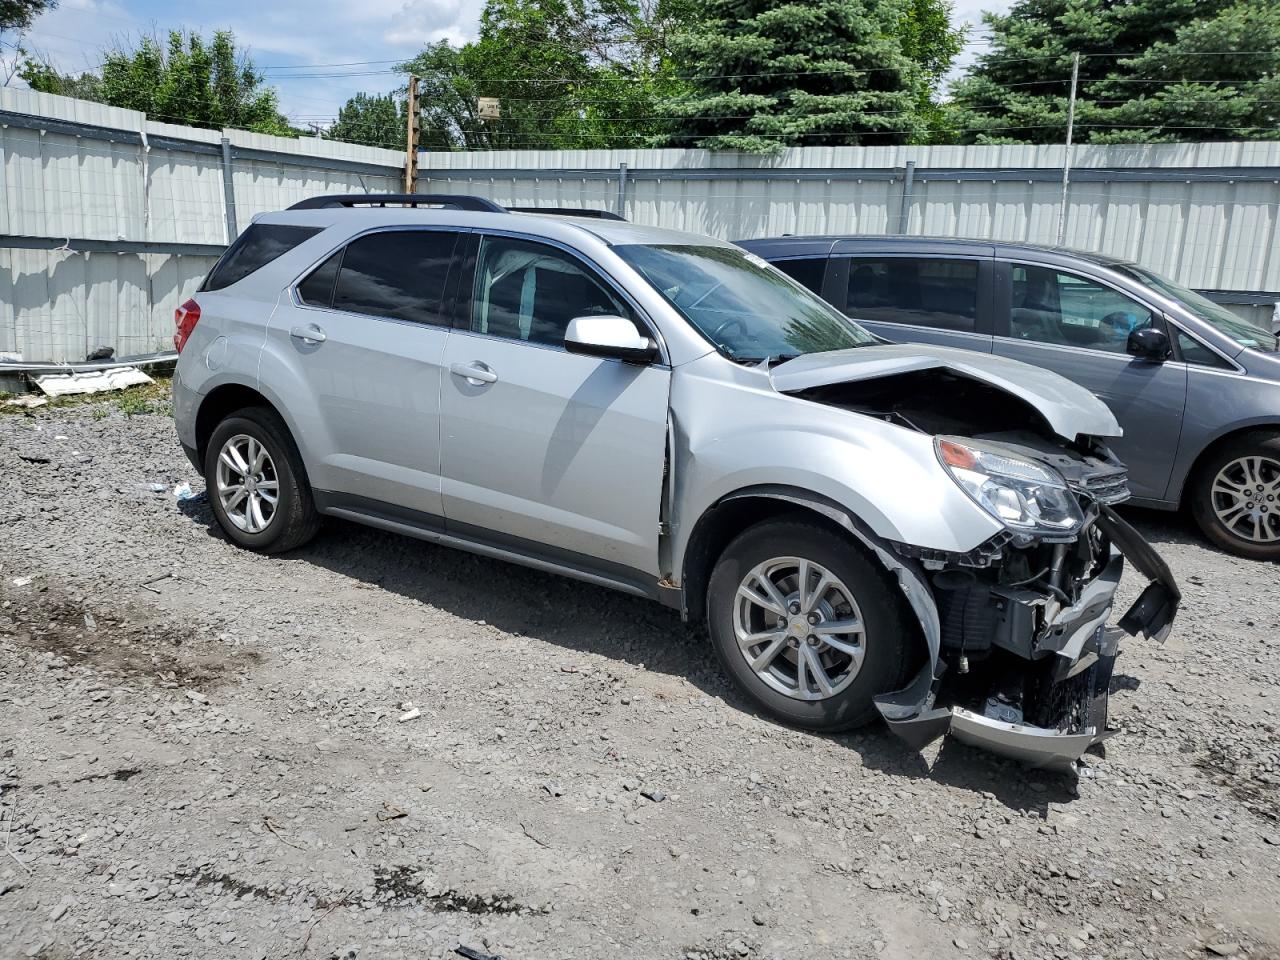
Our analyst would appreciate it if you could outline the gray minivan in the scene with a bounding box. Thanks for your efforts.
[740,236,1280,560]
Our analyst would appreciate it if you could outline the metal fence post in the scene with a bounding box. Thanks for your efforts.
[896,160,915,234]
[616,162,628,218]
[220,136,238,242]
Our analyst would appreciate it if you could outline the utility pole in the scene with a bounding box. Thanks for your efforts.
[404,74,420,195]
[1056,52,1080,247]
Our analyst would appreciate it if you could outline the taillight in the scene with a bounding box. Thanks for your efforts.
[174,299,201,353]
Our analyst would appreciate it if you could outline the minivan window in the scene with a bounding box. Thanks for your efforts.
[844,258,979,333]
[773,257,826,294]
[616,244,873,361]
[331,230,459,325]
[470,236,634,346]
[1121,266,1278,353]
[203,223,321,291]
[1008,265,1154,354]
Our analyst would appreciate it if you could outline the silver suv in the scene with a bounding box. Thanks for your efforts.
[172,195,1180,769]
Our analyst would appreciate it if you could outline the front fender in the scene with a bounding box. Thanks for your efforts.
[667,355,1004,576]
[714,485,943,670]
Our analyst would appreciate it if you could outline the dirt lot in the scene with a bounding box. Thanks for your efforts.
[1,389,1278,960]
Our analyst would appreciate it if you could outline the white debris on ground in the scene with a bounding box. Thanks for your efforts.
[0,399,1278,960]
[33,366,153,397]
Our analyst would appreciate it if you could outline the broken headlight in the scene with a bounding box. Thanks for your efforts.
[936,437,1084,538]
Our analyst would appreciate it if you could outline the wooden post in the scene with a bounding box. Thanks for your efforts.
[404,74,419,194]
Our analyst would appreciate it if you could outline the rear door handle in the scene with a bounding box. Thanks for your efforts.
[290,324,326,344]
[450,361,498,384]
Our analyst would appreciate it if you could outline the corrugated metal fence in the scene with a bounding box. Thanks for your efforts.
[3,87,1279,362]
[0,88,402,364]
[422,143,1280,328]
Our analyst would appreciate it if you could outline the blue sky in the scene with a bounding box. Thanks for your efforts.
[16,0,1010,127]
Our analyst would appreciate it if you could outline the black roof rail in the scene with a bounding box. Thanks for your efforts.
[507,206,626,221]
[287,194,507,212]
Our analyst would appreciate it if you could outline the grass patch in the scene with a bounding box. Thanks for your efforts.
[1,374,172,417]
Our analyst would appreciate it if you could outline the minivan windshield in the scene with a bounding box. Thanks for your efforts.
[615,243,876,361]
[1121,266,1279,353]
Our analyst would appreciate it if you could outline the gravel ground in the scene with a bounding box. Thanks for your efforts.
[1,393,1278,960]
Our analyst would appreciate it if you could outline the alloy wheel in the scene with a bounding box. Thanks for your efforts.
[215,434,279,534]
[733,556,866,701]
[1211,455,1280,544]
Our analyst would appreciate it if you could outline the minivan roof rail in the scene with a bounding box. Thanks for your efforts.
[508,206,626,221]
[287,194,507,212]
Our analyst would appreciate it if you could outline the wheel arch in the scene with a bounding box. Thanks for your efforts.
[680,485,939,667]
[1174,420,1280,508]
[195,382,285,465]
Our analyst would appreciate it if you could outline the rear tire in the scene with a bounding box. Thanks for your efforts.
[204,407,320,554]
[1189,431,1280,561]
[706,516,913,732]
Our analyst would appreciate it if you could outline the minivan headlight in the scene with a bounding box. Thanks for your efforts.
[936,437,1084,538]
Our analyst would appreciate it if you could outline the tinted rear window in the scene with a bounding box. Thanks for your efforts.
[203,224,321,291]
[773,257,826,293]
[330,230,460,325]
[297,250,342,307]
[844,257,980,333]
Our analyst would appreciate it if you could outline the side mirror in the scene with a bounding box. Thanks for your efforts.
[1126,327,1170,362]
[564,315,658,364]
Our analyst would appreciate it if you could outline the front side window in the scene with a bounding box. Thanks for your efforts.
[204,223,321,291]
[844,258,979,333]
[1177,331,1232,369]
[1120,266,1278,354]
[615,244,874,361]
[471,236,633,346]
[328,230,459,325]
[1008,265,1154,354]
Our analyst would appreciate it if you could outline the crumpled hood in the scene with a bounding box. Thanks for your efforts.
[770,344,1121,441]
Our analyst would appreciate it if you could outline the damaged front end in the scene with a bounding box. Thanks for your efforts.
[785,363,1181,770]
[879,501,1179,771]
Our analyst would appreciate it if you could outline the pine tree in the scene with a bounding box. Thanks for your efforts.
[667,0,946,152]
[949,0,1280,144]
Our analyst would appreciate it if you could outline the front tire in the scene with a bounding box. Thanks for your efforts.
[1190,431,1280,560]
[706,517,913,732]
[204,407,320,554]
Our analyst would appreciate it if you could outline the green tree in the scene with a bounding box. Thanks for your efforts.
[897,0,966,143]
[20,30,293,135]
[666,0,956,153]
[400,0,691,150]
[1,0,54,31]
[328,92,406,150]
[949,0,1280,144]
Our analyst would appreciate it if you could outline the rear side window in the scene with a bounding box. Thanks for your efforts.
[297,250,342,307]
[204,224,321,291]
[329,231,460,325]
[844,257,979,333]
[773,257,826,294]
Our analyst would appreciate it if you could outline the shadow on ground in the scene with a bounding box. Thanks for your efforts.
[178,496,1091,812]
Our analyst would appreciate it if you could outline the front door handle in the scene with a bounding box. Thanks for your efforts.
[450,361,498,385]
[290,324,326,345]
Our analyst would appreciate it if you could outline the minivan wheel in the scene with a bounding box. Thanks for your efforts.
[204,407,320,553]
[706,517,913,732]
[1190,431,1280,560]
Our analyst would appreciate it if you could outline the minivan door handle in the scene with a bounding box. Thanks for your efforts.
[290,324,327,345]
[450,361,498,385]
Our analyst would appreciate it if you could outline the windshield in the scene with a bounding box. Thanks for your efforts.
[614,244,876,361]
[1122,266,1278,353]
